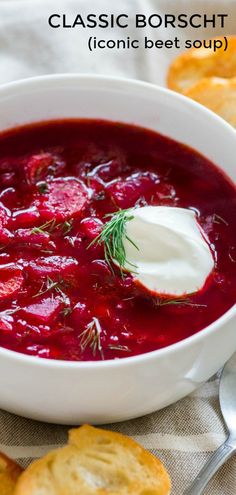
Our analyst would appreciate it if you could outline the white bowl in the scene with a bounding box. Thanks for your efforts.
[0,74,235,424]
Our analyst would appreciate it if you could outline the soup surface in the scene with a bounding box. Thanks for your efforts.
[0,120,235,361]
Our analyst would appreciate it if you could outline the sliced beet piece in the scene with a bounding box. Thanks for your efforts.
[12,207,40,229]
[14,229,53,250]
[0,160,14,174]
[0,204,12,246]
[21,297,62,325]
[0,228,13,246]
[106,172,159,208]
[87,159,128,183]
[0,309,14,332]
[70,302,91,328]
[24,152,53,185]
[80,217,103,240]
[151,183,177,205]
[23,152,66,185]
[0,172,16,188]
[0,187,19,210]
[0,202,10,227]
[91,260,113,284]
[36,178,89,221]
[0,317,13,332]
[26,255,79,282]
[0,264,24,300]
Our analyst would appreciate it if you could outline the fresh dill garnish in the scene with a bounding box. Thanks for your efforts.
[32,277,59,298]
[55,286,71,307]
[61,306,72,317]
[135,196,148,207]
[108,344,131,352]
[31,219,56,235]
[61,219,74,235]
[87,208,139,274]
[160,194,174,200]
[78,317,104,359]
[32,277,68,299]
[31,218,74,237]
[33,277,72,316]
[229,246,236,263]
[212,214,228,226]
[153,297,207,308]
[40,249,55,254]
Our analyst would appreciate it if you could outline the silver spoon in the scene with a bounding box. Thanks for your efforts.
[184,351,236,494]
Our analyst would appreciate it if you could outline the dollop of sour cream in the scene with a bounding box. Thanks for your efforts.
[122,206,214,297]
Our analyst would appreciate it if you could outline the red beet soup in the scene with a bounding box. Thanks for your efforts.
[0,120,235,361]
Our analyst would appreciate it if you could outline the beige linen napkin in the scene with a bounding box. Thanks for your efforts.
[0,0,235,493]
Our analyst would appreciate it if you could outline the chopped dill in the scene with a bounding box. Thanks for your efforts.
[61,306,72,317]
[31,218,74,237]
[153,297,207,308]
[31,219,56,235]
[108,344,131,353]
[229,247,236,263]
[32,277,67,299]
[87,208,139,274]
[78,317,104,359]
[212,214,228,226]
[61,219,74,235]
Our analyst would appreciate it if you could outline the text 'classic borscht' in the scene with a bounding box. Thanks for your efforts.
[0,120,235,361]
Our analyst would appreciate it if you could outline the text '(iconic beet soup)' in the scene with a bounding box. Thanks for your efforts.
[0,120,235,361]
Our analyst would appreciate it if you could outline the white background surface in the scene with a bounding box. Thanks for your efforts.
[0,1,236,493]
[0,0,235,86]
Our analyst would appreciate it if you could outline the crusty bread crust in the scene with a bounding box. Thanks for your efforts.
[0,451,23,495]
[14,425,171,494]
[167,36,236,93]
[184,76,236,128]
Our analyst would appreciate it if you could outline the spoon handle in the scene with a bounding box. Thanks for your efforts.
[183,436,236,495]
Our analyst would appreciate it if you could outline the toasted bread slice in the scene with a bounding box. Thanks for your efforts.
[0,452,23,495]
[184,76,236,127]
[14,425,171,494]
[167,36,236,93]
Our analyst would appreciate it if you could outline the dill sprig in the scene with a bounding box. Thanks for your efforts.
[212,214,228,226]
[61,219,74,235]
[229,246,236,263]
[32,276,68,299]
[153,297,207,308]
[78,317,104,359]
[108,344,131,353]
[31,219,56,235]
[88,208,139,273]
[61,306,72,317]
[31,219,74,236]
